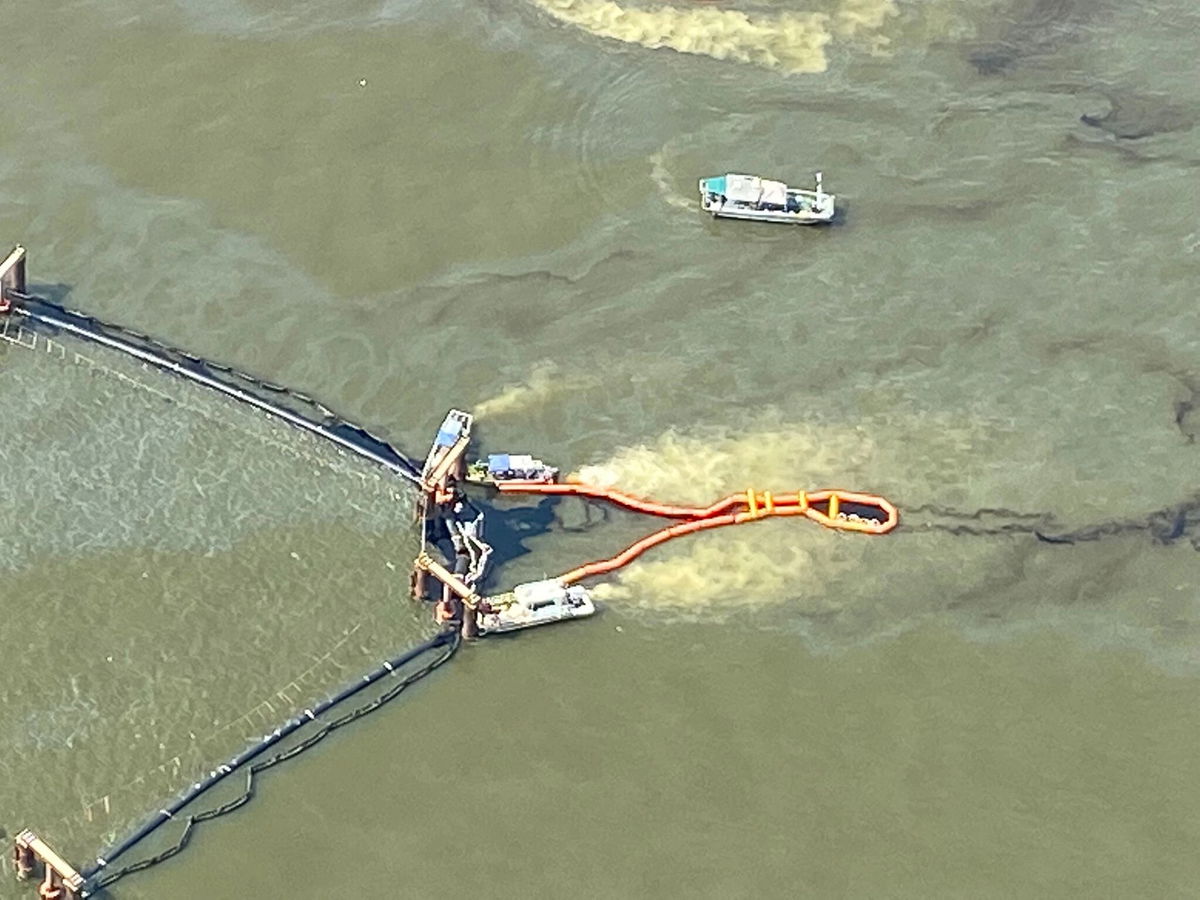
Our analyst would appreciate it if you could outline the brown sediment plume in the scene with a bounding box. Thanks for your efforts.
[528,0,898,74]
[591,532,824,611]
[571,410,998,610]
[575,425,873,611]
[574,422,879,506]
[474,361,596,419]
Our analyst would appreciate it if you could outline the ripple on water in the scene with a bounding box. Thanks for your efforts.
[526,62,657,212]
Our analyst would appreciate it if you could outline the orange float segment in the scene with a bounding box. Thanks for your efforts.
[559,513,740,584]
[496,480,897,534]
[496,478,898,585]
[556,492,897,585]
[497,480,747,519]
[799,489,899,535]
[498,480,698,517]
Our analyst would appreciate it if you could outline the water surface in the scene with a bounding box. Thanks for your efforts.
[2,0,1199,895]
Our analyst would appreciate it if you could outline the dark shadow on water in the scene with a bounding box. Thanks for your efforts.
[967,42,1018,76]
[10,283,75,338]
[464,492,560,592]
[25,282,73,306]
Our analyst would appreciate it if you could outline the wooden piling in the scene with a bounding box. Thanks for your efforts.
[411,566,428,601]
[41,866,62,900]
[460,596,479,641]
[12,840,36,879]
[0,245,26,310]
[13,831,84,899]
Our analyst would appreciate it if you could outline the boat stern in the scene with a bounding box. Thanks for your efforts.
[809,171,835,221]
[811,194,836,221]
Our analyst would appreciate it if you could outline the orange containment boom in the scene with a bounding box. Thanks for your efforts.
[494,481,898,585]
[496,480,745,519]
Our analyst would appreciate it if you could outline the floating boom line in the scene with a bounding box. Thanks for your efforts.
[2,287,422,484]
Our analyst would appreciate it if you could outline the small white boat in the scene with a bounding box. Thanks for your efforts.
[699,172,834,225]
[466,453,559,485]
[478,579,596,635]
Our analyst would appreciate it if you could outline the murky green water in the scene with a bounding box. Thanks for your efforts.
[2,0,1199,895]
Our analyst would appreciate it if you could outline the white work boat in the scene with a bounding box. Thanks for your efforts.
[478,579,596,635]
[699,172,834,224]
[466,453,558,485]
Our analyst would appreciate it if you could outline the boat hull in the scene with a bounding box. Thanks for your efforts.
[478,597,596,634]
[478,580,597,635]
[709,208,832,225]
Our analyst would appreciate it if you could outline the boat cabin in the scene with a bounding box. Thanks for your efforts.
[478,579,596,634]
